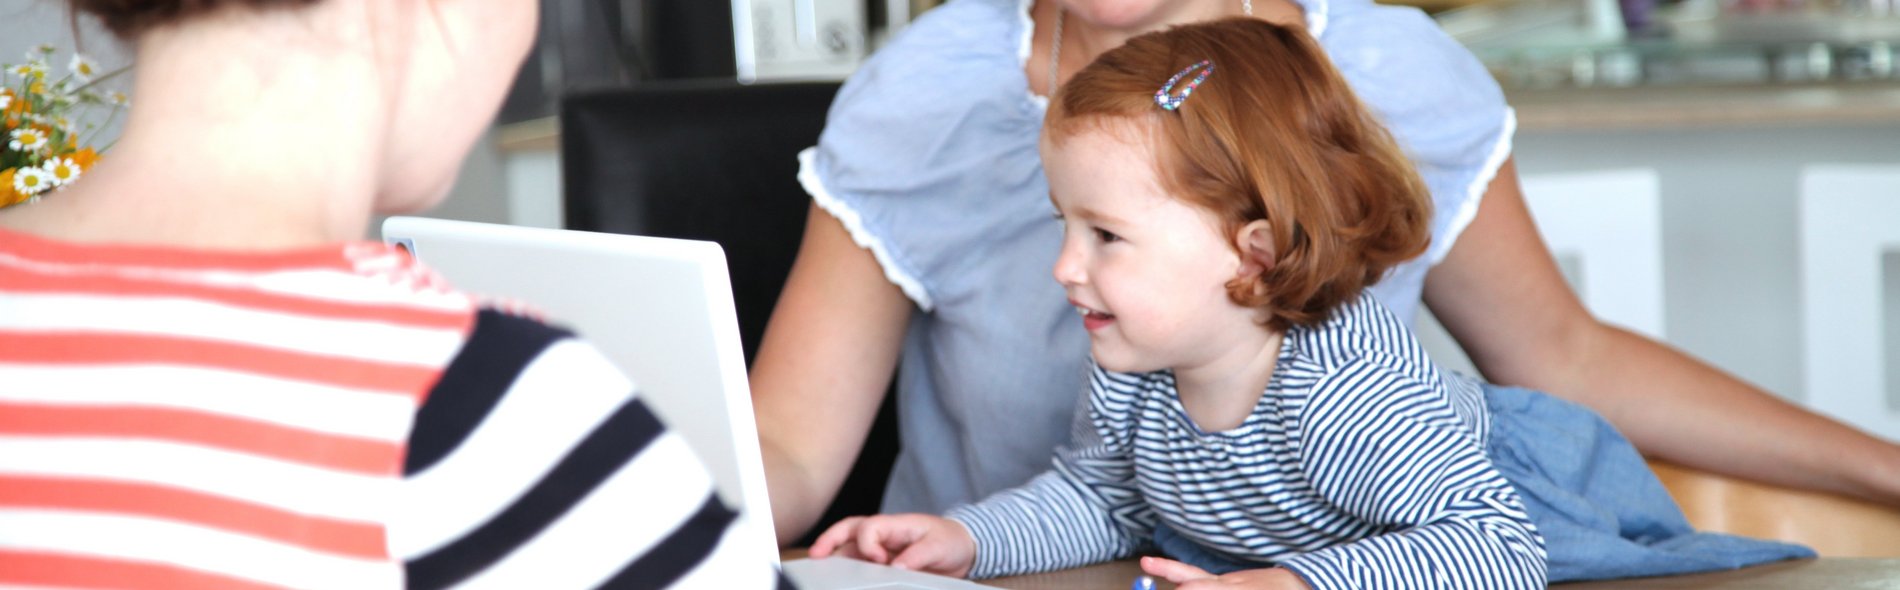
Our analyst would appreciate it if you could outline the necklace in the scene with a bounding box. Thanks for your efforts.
[1047,0,1253,97]
[1048,7,1063,96]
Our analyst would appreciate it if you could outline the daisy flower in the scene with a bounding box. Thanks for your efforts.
[13,167,54,196]
[0,93,10,111]
[111,91,130,107]
[69,55,99,81]
[42,157,81,185]
[9,127,48,151]
[8,62,47,79]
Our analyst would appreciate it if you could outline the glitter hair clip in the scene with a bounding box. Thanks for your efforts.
[1154,60,1214,111]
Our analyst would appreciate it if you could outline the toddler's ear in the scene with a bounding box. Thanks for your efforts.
[1233,220,1276,280]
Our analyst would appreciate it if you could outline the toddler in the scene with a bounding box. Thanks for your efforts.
[810,18,1810,589]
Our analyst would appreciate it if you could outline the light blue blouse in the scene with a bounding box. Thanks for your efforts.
[796,0,1513,516]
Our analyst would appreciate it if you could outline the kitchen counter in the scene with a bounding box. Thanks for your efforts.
[1507,81,1900,131]
[495,80,1900,144]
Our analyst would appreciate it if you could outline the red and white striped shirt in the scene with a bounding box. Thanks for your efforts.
[0,228,786,589]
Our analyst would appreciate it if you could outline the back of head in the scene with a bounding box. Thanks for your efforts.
[44,0,539,226]
[71,0,320,39]
[1045,18,1432,329]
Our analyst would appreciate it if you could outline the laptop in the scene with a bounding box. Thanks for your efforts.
[381,217,991,589]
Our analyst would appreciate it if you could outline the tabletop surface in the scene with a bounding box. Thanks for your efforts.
[989,558,1900,590]
[784,551,1900,589]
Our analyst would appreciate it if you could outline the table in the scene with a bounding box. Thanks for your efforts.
[996,558,1900,589]
[783,550,1900,589]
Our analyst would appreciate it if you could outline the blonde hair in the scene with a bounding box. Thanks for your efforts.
[1045,18,1432,329]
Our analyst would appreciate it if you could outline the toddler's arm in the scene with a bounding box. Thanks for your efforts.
[939,366,1154,578]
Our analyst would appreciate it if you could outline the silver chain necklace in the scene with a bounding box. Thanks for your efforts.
[1048,1,1253,97]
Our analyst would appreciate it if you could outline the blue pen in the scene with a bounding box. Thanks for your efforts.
[1131,575,1157,590]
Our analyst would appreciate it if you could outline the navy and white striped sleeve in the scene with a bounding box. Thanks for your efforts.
[1281,356,1545,590]
[394,309,792,589]
[943,366,1153,579]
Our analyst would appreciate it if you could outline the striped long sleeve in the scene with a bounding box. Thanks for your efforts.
[945,369,1154,579]
[1278,356,1545,589]
[396,310,789,589]
[939,295,1545,588]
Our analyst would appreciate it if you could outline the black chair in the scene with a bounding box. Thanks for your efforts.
[561,80,897,546]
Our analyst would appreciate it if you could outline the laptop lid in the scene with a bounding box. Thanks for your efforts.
[383,217,997,589]
[380,216,778,567]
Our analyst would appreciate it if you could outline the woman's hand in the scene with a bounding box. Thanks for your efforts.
[809,514,978,578]
[1141,557,1312,590]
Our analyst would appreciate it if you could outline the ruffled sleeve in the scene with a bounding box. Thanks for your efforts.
[798,0,1051,311]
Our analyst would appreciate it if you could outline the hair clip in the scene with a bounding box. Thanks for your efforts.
[1154,60,1214,111]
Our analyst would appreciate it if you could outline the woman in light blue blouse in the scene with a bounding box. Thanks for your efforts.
[750,0,1900,546]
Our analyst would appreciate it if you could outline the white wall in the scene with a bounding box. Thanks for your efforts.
[0,2,130,66]
[1511,123,1900,411]
[420,131,515,226]
[0,1,134,149]
[412,132,561,231]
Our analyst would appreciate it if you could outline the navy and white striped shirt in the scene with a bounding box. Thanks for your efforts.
[946,294,1546,589]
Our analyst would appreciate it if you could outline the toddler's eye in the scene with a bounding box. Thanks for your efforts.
[1094,228,1121,243]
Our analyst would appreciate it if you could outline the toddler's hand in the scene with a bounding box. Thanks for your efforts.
[1140,556,1312,590]
[808,513,977,578]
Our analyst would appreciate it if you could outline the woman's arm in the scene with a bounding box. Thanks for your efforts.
[751,201,915,545]
[1423,157,1900,506]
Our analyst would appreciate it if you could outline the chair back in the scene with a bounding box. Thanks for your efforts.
[563,80,839,362]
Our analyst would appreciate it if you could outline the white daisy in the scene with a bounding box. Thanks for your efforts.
[0,93,10,111]
[110,91,130,107]
[8,61,47,79]
[68,55,99,81]
[42,157,81,185]
[13,167,54,196]
[8,128,48,151]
